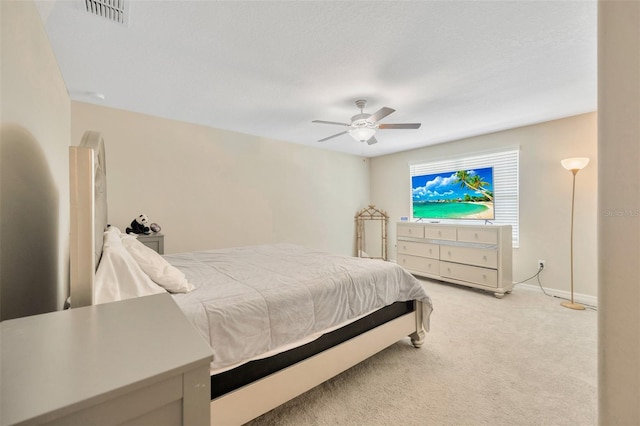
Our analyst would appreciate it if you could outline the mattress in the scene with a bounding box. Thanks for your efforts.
[166,243,432,372]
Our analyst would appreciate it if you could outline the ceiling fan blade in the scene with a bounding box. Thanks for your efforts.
[368,107,395,123]
[366,135,378,145]
[318,131,348,142]
[312,120,351,126]
[378,123,422,129]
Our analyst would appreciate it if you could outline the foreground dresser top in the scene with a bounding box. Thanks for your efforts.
[1,293,212,425]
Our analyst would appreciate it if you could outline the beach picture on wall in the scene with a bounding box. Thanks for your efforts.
[411,167,495,220]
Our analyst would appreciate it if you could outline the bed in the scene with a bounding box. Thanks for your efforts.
[69,131,433,425]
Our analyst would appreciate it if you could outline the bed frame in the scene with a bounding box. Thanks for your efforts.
[69,131,428,425]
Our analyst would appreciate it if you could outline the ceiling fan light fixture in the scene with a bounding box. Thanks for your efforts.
[313,99,421,144]
[349,127,376,142]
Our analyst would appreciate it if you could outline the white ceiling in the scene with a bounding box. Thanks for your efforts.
[36,0,597,158]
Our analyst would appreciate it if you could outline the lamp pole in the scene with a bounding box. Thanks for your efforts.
[560,157,589,310]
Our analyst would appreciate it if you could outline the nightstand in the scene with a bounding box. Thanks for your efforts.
[1,293,213,425]
[137,233,164,254]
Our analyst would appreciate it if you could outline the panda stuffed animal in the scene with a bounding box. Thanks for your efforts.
[126,214,151,235]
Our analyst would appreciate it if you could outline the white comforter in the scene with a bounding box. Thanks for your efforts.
[166,243,432,372]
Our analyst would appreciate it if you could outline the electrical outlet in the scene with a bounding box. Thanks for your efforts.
[538,260,546,270]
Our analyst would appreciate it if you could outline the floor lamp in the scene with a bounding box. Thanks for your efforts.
[560,157,590,310]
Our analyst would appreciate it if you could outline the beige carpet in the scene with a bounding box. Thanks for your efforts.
[245,279,597,426]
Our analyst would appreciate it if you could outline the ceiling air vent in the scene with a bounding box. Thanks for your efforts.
[84,0,129,25]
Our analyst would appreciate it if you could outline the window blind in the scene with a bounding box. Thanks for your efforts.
[409,149,520,246]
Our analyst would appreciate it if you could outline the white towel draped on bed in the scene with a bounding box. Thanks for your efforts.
[166,243,432,372]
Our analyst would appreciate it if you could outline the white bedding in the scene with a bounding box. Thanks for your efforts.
[166,243,432,372]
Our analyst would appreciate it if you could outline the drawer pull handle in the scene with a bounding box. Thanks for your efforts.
[475,233,479,239]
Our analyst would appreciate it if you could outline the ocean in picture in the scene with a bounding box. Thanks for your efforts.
[413,202,489,219]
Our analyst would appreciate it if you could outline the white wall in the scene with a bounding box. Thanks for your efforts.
[0,0,71,320]
[598,1,640,423]
[71,102,370,256]
[370,113,598,298]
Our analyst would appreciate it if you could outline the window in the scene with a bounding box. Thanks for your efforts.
[409,149,520,246]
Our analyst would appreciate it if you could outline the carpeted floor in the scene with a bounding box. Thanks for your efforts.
[245,279,597,426]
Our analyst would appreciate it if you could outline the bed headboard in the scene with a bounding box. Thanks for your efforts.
[69,131,108,308]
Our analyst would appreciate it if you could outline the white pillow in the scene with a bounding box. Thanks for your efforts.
[120,232,194,293]
[95,227,166,304]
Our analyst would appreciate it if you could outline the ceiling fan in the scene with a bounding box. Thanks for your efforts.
[312,99,421,145]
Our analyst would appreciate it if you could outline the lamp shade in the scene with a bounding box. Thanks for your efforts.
[349,127,376,142]
[561,157,590,171]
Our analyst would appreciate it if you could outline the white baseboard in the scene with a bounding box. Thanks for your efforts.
[516,283,598,308]
[393,256,598,308]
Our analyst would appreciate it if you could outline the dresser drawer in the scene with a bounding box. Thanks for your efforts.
[440,245,498,268]
[397,254,439,275]
[424,226,457,241]
[457,228,498,244]
[397,241,439,259]
[397,224,425,238]
[440,261,498,287]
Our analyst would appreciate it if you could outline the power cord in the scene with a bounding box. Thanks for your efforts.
[514,264,597,311]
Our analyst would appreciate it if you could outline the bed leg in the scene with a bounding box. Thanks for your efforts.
[410,329,425,348]
[410,300,427,348]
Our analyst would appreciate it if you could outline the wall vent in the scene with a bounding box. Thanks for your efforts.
[84,0,129,25]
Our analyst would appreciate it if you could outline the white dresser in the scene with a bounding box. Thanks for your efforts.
[397,222,513,297]
[1,293,213,426]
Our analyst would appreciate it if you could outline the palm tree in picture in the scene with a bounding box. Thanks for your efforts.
[453,170,493,201]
